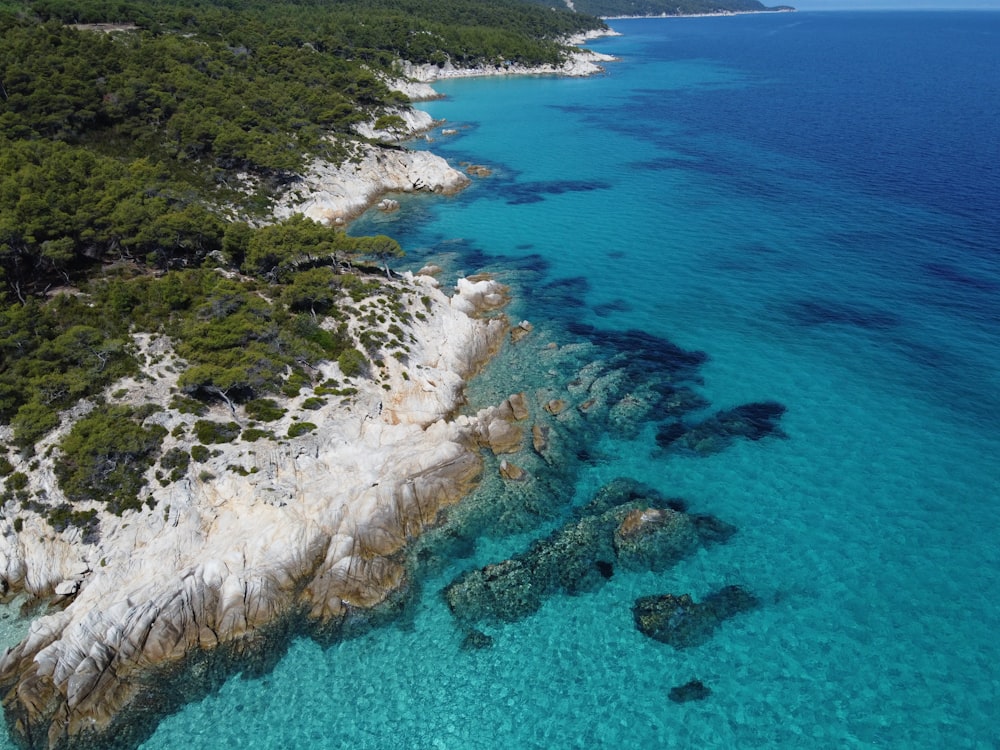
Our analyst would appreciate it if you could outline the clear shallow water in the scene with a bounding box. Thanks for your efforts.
[11,11,998,750]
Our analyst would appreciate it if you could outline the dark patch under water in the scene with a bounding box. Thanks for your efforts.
[505,179,612,205]
[567,323,708,378]
[633,585,759,649]
[786,298,901,330]
[923,262,1000,293]
[536,275,590,309]
[657,401,787,455]
[668,679,712,704]
[593,299,632,317]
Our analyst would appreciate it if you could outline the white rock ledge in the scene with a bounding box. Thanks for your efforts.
[0,274,513,749]
[274,144,469,226]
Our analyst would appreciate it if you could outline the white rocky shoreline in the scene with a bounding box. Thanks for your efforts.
[274,42,617,226]
[0,38,615,750]
[0,270,526,748]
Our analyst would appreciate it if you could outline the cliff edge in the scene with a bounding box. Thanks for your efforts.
[0,272,513,749]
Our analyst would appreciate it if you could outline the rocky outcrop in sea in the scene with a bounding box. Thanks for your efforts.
[443,479,737,625]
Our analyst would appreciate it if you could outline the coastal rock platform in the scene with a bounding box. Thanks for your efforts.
[0,273,512,749]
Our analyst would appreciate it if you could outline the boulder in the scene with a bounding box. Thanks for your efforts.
[498,460,527,482]
[633,585,759,649]
[613,508,699,571]
[543,399,567,415]
[510,320,533,343]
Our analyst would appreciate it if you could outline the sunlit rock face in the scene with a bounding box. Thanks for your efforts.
[0,274,511,750]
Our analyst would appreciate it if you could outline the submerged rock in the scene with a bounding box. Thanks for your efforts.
[498,459,527,482]
[668,679,712,703]
[460,629,494,651]
[657,401,787,455]
[633,585,759,649]
[443,479,738,625]
[613,507,699,572]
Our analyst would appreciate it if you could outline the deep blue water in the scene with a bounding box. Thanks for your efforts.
[11,11,1000,749]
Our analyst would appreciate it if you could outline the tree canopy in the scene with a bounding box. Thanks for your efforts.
[0,0,605,517]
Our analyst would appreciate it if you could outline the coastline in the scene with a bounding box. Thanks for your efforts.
[0,271,518,748]
[0,37,617,749]
[274,43,616,226]
[602,9,795,19]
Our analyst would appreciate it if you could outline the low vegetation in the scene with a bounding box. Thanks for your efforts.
[0,0,599,528]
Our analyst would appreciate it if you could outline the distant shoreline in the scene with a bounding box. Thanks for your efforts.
[602,8,796,20]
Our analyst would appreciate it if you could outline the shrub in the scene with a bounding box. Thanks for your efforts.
[170,395,209,416]
[56,405,167,515]
[301,397,325,411]
[6,472,28,491]
[337,348,367,378]
[159,447,191,484]
[287,422,317,438]
[194,420,241,444]
[241,427,275,442]
[190,444,211,462]
[47,505,99,537]
[281,371,310,398]
[244,398,286,422]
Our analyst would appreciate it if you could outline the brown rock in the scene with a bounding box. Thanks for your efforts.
[543,399,567,415]
[499,460,527,482]
[511,320,533,343]
[532,424,550,455]
[503,392,530,422]
[614,508,699,571]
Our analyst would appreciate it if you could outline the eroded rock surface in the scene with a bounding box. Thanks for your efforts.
[275,145,469,226]
[0,274,511,749]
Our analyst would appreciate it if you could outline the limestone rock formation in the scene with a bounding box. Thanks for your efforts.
[0,274,511,749]
[275,145,470,226]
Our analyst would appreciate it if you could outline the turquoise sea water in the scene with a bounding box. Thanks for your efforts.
[150,11,1000,750]
[7,11,999,749]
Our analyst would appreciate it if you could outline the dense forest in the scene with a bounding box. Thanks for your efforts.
[0,0,602,294]
[0,0,606,520]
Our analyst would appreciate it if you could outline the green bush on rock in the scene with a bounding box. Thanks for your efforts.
[337,348,368,378]
[56,405,167,516]
[193,420,241,445]
[287,422,317,438]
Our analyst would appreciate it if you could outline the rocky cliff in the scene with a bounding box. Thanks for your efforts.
[0,272,513,749]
